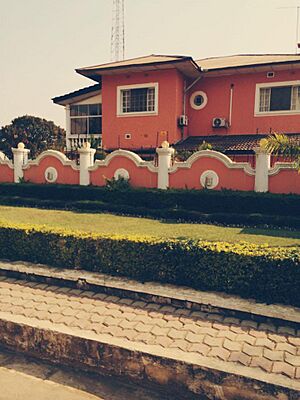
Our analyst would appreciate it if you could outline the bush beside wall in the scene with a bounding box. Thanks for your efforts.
[0,183,299,217]
[0,222,299,307]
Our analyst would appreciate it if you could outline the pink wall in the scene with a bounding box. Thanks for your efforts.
[90,156,157,188]
[24,156,79,185]
[188,69,300,136]
[269,169,300,194]
[169,157,255,190]
[0,164,14,183]
[102,69,184,150]
[1,149,299,195]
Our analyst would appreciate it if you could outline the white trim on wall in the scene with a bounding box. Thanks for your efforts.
[89,149,158,173]
[0,151,14,169]
[23,150,79,171]
[269,161,297,176]
[169,150,255,176]
[254,80,300,117]
[116,82,159,117]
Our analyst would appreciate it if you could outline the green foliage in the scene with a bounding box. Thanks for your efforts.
[0,115,65,158]
[175,141,213,161]
[260,133,300,170]
[197,140,213,151]
[88,135,102,150]
[95,148,107,160]
[104,176,131,190]
[0,221,299,306]
[0,183,299,218]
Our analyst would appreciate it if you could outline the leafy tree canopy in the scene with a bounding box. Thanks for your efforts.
[0,115,65,158]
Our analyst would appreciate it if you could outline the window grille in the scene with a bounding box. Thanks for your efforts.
[259,88,271,112]
[291,86,300,110]
[121,87,155,113]
[259,85,300,112]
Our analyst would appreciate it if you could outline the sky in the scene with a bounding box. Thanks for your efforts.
[1,0,300,129]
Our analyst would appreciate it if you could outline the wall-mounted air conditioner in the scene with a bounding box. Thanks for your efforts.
[178,115,188,127]
[212,117,228,128]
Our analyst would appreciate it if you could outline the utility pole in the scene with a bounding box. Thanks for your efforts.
[111,0,125,61]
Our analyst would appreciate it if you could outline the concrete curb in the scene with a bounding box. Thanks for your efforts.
[0,312,298,399]
[1,259,300,328]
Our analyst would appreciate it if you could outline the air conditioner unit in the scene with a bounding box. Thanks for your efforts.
[212,117,228,128]
[178,115,188,127]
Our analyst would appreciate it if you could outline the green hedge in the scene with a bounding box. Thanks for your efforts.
[0,222,299,306]
[0,195,299,229]
[0,183,299,217]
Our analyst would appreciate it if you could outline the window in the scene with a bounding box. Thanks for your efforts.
[70,104,102,135]
[117,83,158,116]
[190,91,208,110]
[256,82,300,115]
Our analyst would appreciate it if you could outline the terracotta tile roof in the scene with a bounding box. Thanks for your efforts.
[175,134,300,153]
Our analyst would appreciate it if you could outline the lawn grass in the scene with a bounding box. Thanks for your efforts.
[0,205,299,247]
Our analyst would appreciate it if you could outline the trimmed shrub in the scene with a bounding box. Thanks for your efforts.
[0,222,299,306]
[0,183,299,217]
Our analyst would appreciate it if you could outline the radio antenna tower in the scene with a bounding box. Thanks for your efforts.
[110,0,125,61]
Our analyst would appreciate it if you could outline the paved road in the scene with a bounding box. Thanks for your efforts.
[0,349,176,400]
[0,276,299,382]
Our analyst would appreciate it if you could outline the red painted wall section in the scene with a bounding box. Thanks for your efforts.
[269,169,300,194]
[169,157,255,191]
[102,69,184,150]
[24,156,79,185]
[90,156,157,188]
[0,164,14,183]
[187,69,300,136]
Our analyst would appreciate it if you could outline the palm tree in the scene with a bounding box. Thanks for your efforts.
[260,133,300,170]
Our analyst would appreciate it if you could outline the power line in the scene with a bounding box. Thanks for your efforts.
[111,0,125,61]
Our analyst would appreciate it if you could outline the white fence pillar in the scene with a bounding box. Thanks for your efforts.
[78,142,96,185]
[254,147,271,192]
[156,141,174,190]
[12,142,30,183]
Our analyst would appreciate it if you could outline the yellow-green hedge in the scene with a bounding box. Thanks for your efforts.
[0,222,299,306]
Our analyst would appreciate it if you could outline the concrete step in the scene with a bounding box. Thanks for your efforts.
[0,347,177,400]
[0,263,299,399]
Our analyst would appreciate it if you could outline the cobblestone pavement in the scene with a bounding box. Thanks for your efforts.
[0,276,300,383]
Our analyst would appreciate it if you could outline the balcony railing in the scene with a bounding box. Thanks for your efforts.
[67,134,102,150]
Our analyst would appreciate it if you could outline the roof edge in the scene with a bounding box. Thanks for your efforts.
[52,83,101,106]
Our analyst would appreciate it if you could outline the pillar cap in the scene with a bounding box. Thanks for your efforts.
[254,146,271,155]
[156,147,175,155]
[12,143,30,154]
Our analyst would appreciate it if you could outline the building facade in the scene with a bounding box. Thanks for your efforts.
[53,54,300,161]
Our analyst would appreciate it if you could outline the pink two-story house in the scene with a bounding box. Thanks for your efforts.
[53,53,300,163]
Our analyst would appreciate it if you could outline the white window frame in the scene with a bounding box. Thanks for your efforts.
[117,82,159,117]
[254,80,300,117]
[190,91,208,110]
[70,103,102,135]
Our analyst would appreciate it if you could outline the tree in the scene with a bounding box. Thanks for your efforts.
[0,115,65,158]
[260,133,300,171]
